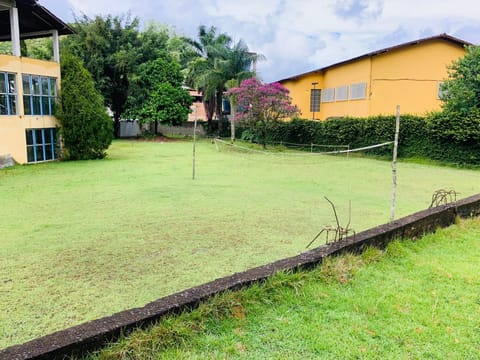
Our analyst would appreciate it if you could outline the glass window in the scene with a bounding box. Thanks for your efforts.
[50,78,57,97]
[8,95,16,114]
[8,74,15,94]
[321,88,335,103]
[335,85,348,101]
[26,129,34,145]
[27,146,35,163]
[0,72,17,115]
[33,96,41,114]
[23,95,32,115]
[41,96,50,115]
[0,76,6,94]
[32,76,40,95]
[22,75,57,115]
[349,82,367,100]
[310,89,321,112]
[22,76,31,95]
[41,78,49,95]
[25,128,57,163]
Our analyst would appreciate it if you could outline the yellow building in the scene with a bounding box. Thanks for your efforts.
[0,0,72,165]
[279,34,470,121]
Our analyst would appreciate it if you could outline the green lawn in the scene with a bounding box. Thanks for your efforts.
[88,218,480,359]
[1,139,479,349]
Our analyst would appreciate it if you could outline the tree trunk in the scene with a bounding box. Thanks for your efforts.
[203,94,215,134]
[113,112,121,139]
[230,104,236,141]
[216,90,223,135]
[261,123,267,149]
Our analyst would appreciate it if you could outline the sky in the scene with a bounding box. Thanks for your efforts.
[40,0,480,83]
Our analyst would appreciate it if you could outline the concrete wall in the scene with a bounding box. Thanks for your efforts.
[119,121,206,138]
[2,193,480,360]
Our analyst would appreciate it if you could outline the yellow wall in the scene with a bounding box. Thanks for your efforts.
[281,39,467,120]
[319,57,371,119]
[0,55,60,164]
[369,40,466,115]
[281,72,323,120]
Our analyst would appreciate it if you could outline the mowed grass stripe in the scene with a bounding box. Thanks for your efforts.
[87,218,480,359]
[0,139,479,348]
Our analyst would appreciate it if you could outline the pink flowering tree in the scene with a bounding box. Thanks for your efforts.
[226,78,299,148]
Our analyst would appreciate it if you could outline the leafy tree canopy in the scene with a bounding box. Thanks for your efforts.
[61,14,140,137]
[434,45,480,143]
[441,45,480,115]
[61,15,195,137]
[128,57,192,127]
[137,82,192,126]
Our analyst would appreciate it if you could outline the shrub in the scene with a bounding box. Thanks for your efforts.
[56,54,113,160]
[238,113,480,166]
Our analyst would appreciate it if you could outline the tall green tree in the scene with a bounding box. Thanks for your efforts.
[441,45,480,115]
[128,57,192,131]
[56,54,113,160]
[61,14,140,138]
[434,45,480,143]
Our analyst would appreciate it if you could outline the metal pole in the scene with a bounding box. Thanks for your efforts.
[390,105,400,221]
[192,107,197,180]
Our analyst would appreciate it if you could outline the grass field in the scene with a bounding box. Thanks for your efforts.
[1,139,479,349]
[86,217,480,359]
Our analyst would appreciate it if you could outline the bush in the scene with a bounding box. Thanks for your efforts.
[237,113,480,166]
[56,54,113,160]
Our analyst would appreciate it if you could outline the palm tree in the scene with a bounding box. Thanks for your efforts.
[185,26,231,133]
[209,39,263,135]
[186,26,263,135]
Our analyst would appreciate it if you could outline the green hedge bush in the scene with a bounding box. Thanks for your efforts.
[237,114,480,166]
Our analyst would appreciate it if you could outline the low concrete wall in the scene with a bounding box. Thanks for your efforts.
[118,120,206,138]
[119,121,142,137]
[157,124,206,137]
[2,193,480,360]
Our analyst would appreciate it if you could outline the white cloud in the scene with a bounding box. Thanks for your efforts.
[67,0,137,16]
[40,0,480,82]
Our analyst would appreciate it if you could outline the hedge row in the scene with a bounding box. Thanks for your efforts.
[236,114,480,166]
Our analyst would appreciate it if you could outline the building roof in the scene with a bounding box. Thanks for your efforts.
[0,0,74,40]
[278,34,473,82]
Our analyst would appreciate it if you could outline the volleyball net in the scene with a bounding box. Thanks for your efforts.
[213,138,394,157]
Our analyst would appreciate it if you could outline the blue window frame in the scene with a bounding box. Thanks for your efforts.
[26,128,57,163]
[0,72,17,115]
[23,75,57,116]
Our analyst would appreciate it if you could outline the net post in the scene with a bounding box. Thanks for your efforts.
[192,111,198,180]
[390,105,400,221]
